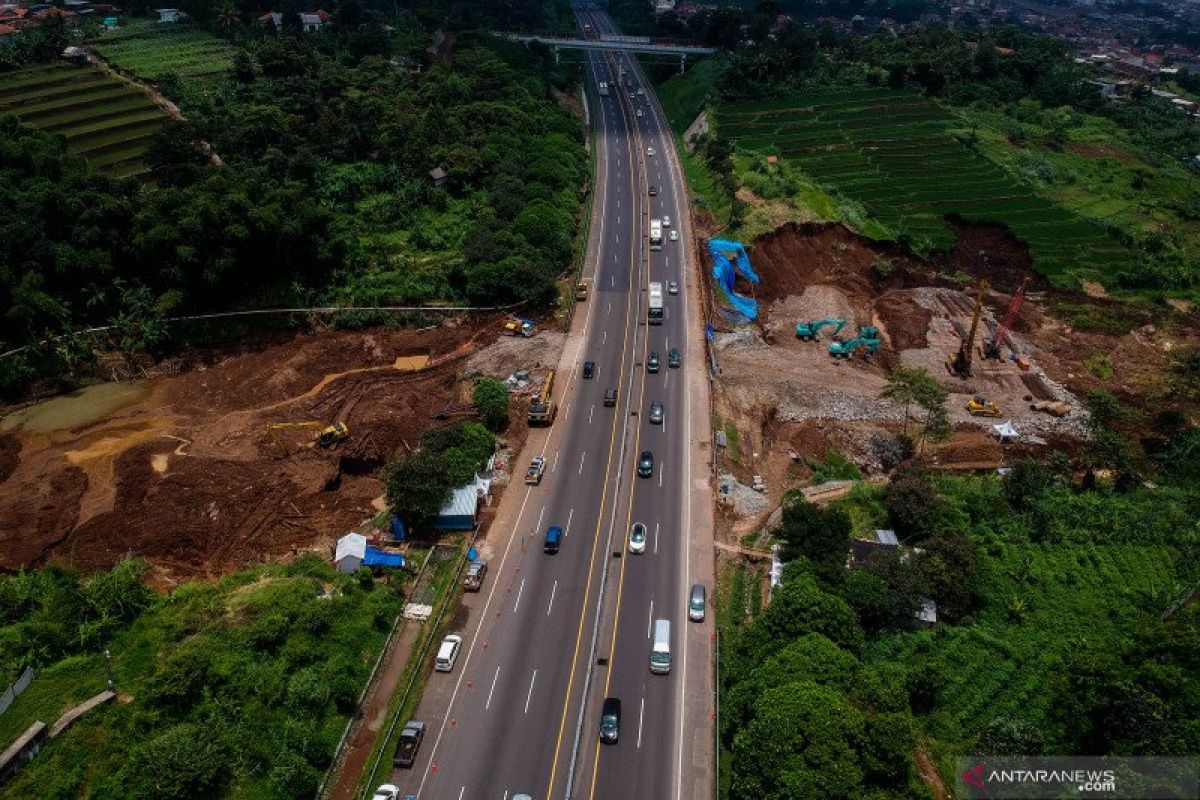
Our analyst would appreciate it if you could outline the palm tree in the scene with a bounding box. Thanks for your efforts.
[215,4,240,35]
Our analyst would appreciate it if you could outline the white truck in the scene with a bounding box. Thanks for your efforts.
[648,281,664,325]
[649,218,663,251]
[598,80,609,97]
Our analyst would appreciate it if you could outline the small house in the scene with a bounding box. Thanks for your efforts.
[299,10,330,31]
[335,532,367,573]
[61,46,88,64]
[433,475,490,531]
[258,11,282,29]
[154,7,184,22]
[428,166,448,188]
[850,528,899,565]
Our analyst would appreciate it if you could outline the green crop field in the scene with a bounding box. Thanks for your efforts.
[715,87,1133,286]
[94,20,234,82]
[0,62,170,177]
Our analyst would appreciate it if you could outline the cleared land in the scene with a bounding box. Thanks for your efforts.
[715,87,1132,287]
[0,61,169,177]
[94,21,234,82]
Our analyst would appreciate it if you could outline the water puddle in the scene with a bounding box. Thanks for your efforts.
[1,381,153,435]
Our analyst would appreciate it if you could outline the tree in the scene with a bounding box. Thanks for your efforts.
[738,573,865,665]
[880,367,937,435]
[124,723,233,800]
[884,469,939,538]
[382,449,455,533]
[776,492,852,585]
[917,530,980,623]
[731,681,866,800]
[473,377,510,431]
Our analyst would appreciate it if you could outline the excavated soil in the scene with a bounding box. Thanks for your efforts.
[0,317,542,581]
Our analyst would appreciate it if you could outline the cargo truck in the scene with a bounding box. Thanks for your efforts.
[528,370,557,426]
[649,219,663,251]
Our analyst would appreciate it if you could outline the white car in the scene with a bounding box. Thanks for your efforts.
[628,522,648,554]
[646,146,655,157]
[373,785,400,800]
[662,215,671,227]
[667,281,679,295]
[636,109,644,117]
[668,230,679,242]
[434,634,462,672]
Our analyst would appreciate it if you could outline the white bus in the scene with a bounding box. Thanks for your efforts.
[649,218,663,251]
[648,282,664,325]
[598,80,609,97]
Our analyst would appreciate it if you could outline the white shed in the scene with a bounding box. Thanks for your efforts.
[335,533,367,574]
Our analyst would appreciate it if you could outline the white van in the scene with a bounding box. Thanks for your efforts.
[650,619,671,675]
[435,634,462,672]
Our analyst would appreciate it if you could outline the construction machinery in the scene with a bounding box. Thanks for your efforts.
[858,325,880,340]
[983,277,1030,360]
[829,337,881,358]
[267,421,349,447]
[947,279,989,378]
[796,318,847,341]
[528,369,557,426]
[1031,399,1072,417]
[966,396,1002,417]
[504,317,536,337]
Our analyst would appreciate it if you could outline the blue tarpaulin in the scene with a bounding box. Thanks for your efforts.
[709,239,759,320]
[390,516,407,541]
[363,547,405,568]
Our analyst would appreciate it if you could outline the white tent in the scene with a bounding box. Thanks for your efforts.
[335,533,366,574]
[991,420,1018,443]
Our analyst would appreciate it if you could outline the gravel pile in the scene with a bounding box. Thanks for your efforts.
[464,331,567,380]
[718,473,771,517]
[714,329,763,351]
[775,382,906,424]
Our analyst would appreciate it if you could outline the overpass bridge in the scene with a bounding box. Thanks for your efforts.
[497,32,717,71]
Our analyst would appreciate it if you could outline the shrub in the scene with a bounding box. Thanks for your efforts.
[473,377,510,431]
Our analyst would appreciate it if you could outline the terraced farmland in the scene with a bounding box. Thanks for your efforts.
[0,61,170,177]
[716,87,1132,285]
[94,21,234,82]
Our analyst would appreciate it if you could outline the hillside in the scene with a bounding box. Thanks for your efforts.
[0,61,170,177]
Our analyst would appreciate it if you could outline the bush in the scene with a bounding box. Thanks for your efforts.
[884,469,939,538]
[124,723,232,800]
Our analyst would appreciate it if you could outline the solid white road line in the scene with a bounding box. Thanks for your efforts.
[524,670,538,714]
[637,696,645,749]
[548,580,558,616]
[513,579,526,614]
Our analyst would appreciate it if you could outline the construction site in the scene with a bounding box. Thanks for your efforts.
[0,316,564,585]
[704,220,1200,540]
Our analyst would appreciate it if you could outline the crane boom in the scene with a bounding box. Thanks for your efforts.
[948,279,988,378]
[983,277,1029,360]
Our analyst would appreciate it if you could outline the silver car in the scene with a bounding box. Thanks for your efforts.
[649,400,664,425]
[667,281,679,295]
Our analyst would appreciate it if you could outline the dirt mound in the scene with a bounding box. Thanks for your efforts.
[942,219,1037,289]
[875,291,932,350]
[0,319,520,578]
[927,428,1004,471]
[748,222,897,308]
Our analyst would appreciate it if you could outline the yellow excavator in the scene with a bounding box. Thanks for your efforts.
[267,421,349,447]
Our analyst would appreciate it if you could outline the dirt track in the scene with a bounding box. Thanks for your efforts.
[0,320,540,584]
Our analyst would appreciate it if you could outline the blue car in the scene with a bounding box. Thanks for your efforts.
[544,526,563,554]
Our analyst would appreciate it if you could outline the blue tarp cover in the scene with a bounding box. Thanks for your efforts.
[709,239,760,320]
[363,547,405,568]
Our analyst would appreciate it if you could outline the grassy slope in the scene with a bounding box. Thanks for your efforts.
[0,559,403,799]
[954,106,1200,263]
[712,87,1136,289]
[656,54,729,135]
[94,20,234,82]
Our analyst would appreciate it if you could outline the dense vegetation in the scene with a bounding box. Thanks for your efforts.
[0,0,586,397]
[383,420,496,534]
[0,556,404,799]
[720,398,1200,796]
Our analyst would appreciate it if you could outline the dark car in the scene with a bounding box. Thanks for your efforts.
[668,347,681,368]
[393,720,426,768]
[647,351,660,373]
[604,387,618,407]
[637,450,654,478]
[649,400,664,425]
[544,525,563,554]
[583,361,596,379]
[599,697,621,744]
[648,185,658,196]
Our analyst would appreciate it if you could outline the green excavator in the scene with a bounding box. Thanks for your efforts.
[829,337,881,358]
[795,318,847,341]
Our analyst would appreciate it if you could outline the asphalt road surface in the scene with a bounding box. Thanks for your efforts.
[387,8,706,798]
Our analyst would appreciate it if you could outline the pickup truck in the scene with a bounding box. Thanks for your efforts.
[393,720,426,768]
[524,456,547,485]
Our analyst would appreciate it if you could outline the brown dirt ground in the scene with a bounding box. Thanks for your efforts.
[0,317,537,583]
